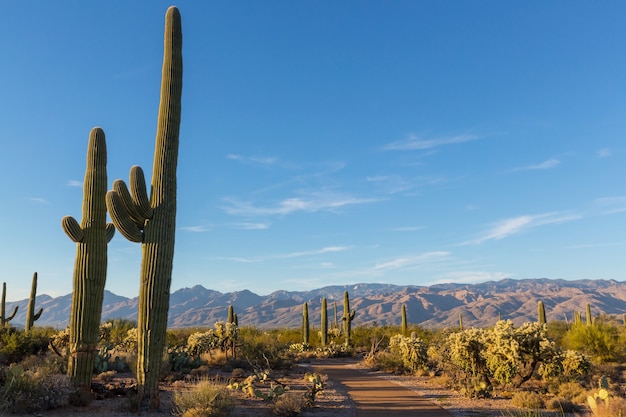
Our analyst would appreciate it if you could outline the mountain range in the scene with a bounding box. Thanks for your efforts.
[6,278,626,330]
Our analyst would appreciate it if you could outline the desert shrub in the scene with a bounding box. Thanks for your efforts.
[388,333,428,373]
[511,391,545,409]
[554,381,587,404]
[562,322,622,363]
[271,391,306,416]
[0,327,54,365]
[0,364,73,413]
[545,397,577,412]
[172,378,235,417]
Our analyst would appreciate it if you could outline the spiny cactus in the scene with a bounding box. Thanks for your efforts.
[228,305,235,324]
[320,298,328,347]
[302,302,310,345]
[0,282,18,327]
[62,127,115,391]
[105,7,182,408]
[459,312,463,330]
[342,291,355,346]
[25,272,43,332]
[333,301,338,330]
[401,304,408,336]
[588,376,611,416]
[574,310,582,326]
[537,300,546,325]
[586,303,593,326]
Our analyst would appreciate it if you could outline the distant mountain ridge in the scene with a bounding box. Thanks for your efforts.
[6,278,626,329]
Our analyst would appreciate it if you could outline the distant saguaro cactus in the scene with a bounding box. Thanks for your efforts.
[333,301,338,330]
[0,282,18,327]
[302,302,310,345]
[320,297,328,347]
[538,300,546,325]
[25,272,43,332]
[105,7,183,408]
[342,291,355,346]
[62,127,115,391]
[459,312,463,330]
[228,305,235,324]
[586,303,592,326]
[401,304,408,336]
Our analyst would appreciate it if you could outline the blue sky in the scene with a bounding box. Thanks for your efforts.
[1,1,626,300]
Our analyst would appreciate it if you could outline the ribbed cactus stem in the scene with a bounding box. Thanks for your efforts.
[25,272,43,332]
[0,282,18,327]
[320,298,328,347]
[227,305,235,324]
[459,312,463,330]
[333,301,338,330]
[538,300,546,325]
[62,127,115,391]
[342,291,355,346]
[302,302,310,345]
[586,303,592,326]
[401,304,407,336]
[105,7,182,409]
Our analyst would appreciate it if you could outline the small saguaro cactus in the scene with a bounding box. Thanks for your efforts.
[586,303,593,326]
[538,300,546,325]
[459,312,463,330]
[302,302,310,345]
[320,297,328,347]
[105,7,183,408]
[62,127,115,391]
[333,301,338,330]
[228,305,235,324]
[401,304,408,336]
[0,282,18,327]
[342,291,356,346]
[574,310,582,326]
[25,272,43,332]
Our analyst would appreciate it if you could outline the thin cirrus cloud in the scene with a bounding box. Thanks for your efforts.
[466,212,581,245]
[227,153,278,165]
[66,180,82,187]
[216,245,351,263]
[596,148,612,158]
[382,133,481,151]
[221,192,383,216]
[373,251,451,271]
[507,158,560,172]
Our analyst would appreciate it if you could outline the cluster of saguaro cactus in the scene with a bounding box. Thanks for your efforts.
[105,6,182,408]
[0,283,18,327]
[25,272,43,332]
[62,127,115,391]
[401,304,408,336]
[320,298,328,346]
[302,302,310,345]
[342,291,356,346]
[227,305,238,325]
[537,300,546,325]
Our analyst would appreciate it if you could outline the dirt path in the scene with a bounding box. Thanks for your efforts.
[310,360,454,417]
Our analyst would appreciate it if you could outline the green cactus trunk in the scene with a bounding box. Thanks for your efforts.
[459,312,463,330]
[0,282,18,327]
[302,302,310,345]
[538,300,546,325]
[106,7,182,408]
[228,305,235,324]
[62,127,115,391]
[342,291,355,347]
[25,272,43,332]
[401,304,407,336]
[586,303,593,326]
[333,301,338,330]
[320,298,328,346]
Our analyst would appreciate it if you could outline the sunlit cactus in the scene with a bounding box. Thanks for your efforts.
[538,300,546,325]
[105,6,183,408]
[342,291,356,346]
[302,302,310,345]
[25,272,43,332]
[320,297,328,346]
[0,282,18,327]
[62,127,115,392]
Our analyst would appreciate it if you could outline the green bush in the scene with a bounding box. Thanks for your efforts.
[0,364,73,413]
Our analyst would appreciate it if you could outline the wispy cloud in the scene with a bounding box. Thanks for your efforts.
[230,222,270,230]
[180,225,212,232]
[373,251,451,271]
[66,180,82,187]
[215,245,351,263]
[467,212,581,245]
[222,192,383,216]
[366,174,446,194]
[389,226,425,232]
[428,270,512,285]
[227,153,278,166]
[28,197,48,204]
[597,148,612,158]
[382,133,480,151]
[592,196,626,215]
[507,158,560,172]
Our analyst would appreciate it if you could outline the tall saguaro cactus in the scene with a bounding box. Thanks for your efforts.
[302,302,310,345]
[25,272,43,332]
[0,283,18,327]
[320,297,328,347]
[342,291,355,347]
[537,300,546,325]
[401,304,408,336]
[106,6,182,408]
[62,127,115,390]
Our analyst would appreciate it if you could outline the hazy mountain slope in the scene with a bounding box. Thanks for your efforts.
[6,278,626,329]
